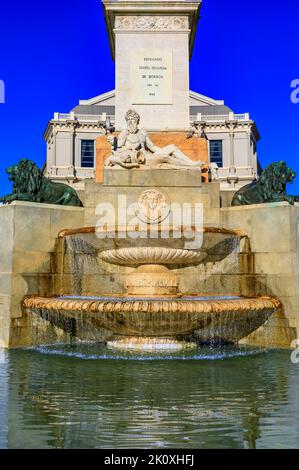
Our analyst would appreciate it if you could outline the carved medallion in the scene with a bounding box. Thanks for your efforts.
[137,189,170,224]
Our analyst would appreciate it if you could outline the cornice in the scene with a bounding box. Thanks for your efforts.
[102,0,202,60]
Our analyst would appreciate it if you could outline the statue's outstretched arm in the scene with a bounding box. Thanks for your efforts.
[144,132,160,153]
[117,130,128,148]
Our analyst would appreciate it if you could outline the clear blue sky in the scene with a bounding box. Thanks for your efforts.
[0,0,299,195]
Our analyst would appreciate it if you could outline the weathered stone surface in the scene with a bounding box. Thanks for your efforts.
[239,310,297,348]
[13,252,51,274]
[221,203,293,253]
[2,190,299,349]
[254,253,294,275]
[0,206,14,252]
[103,168,204,187]
[0,202,84,347]
[83,175,220,228]
[221,203,299,345]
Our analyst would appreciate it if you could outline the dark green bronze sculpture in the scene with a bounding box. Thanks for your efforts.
[0,159,83,207]
[232,161,299,206]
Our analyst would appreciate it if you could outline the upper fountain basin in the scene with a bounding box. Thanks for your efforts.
[59,226,248,268]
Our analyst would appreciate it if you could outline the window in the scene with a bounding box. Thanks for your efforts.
[209,140,223,168]
[81,140,95,168]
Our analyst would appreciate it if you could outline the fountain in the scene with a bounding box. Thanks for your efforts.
[19,105,283,351]
[1,0,299,452]
[2,0,297,351]
[22,224,281,351]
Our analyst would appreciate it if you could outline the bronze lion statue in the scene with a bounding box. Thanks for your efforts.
[232,161,299,206]
[0,159,83,207]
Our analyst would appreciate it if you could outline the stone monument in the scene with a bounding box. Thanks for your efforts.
[1,0,299,350]
[103,0,202,131]
[105,109,206,169]
[96,0,208,182]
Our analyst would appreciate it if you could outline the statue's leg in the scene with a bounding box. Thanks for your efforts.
[112,159,139,169]
[61,192,82,207]
[17,193,36,202]
[105,153,139,169]
[2,194,18,203]
[270,194,295,205]
[159,145,201,166]
[0,193,36,204]
[105,155,116,167]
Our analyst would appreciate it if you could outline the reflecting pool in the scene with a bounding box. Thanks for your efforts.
[0,345,298,449]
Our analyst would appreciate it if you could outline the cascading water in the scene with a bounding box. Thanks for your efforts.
[23,226,282,352]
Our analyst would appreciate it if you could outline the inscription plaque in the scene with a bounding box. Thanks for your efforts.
[131,49,173,105]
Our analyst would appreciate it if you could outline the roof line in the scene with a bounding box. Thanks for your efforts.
[189,90,224,106]
[79,89,116,105]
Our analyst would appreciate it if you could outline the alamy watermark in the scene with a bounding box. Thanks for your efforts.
[0,348,5,364]
[0,79,5,104]
[290,339,299,364]
[95,194,204,250]
[290,79,299,104]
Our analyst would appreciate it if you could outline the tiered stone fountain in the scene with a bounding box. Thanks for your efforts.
[23,224,281,351]
[21,109,281,351]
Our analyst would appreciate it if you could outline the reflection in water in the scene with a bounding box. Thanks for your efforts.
[0,345,299,449]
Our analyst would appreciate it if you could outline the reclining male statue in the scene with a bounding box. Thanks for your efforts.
[105,109,206,169]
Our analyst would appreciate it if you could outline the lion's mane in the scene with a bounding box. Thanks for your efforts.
[12,159,42,197]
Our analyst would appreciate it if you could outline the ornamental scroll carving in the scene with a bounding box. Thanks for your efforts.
[115,16,189,31]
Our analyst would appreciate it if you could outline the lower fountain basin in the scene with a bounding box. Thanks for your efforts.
[23,295,281,345]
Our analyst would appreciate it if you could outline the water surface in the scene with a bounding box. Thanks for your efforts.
[0,345,298,449]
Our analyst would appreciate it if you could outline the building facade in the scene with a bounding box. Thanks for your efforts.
[44,0,260,195]
[44,89,260,193]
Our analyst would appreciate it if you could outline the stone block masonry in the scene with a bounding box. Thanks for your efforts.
[0,202,84,348]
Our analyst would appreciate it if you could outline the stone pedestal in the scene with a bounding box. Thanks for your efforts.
[102,0,202,130]
[125,265,178,296]
[85,168,221,227]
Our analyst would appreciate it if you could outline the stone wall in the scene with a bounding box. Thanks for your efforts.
[221,202,299,347]
[85,169,220,228]
[1,192,299,349]
[0,202,84,348]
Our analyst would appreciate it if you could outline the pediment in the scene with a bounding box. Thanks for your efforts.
[78,89,225,108]
[189,90,224,106]
[79,90,116,106]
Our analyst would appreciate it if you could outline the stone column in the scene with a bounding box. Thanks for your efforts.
[102,0,203,131]
[52,128,57,168]
[226,121,238,172]
[246,127,253,169]
[67,122,77,178]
